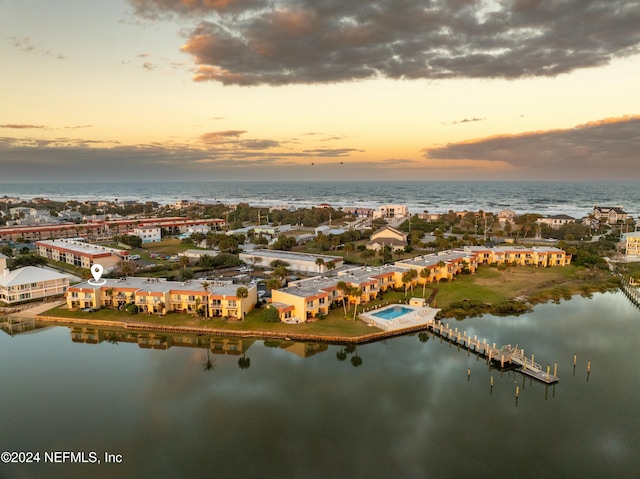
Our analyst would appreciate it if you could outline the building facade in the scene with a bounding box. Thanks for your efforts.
[0,256,70,305]
[133,225,162,243]
[36,239,128,270]
[239,250,344,274]
[66,277,257,319]
[622,232,640,260]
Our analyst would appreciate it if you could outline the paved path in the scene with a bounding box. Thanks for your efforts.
[6,300,65,319]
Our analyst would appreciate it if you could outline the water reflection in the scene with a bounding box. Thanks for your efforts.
[1,292,640,479]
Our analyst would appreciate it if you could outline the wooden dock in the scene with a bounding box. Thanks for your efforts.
[426,319,559,384]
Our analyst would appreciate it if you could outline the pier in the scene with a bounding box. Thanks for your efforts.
[425,319,559,384]
[620,276,640,309]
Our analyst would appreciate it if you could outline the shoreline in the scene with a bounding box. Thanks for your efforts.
[34,313,430,345]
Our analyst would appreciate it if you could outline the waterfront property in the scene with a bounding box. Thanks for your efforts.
[360,303,439,331]
[66,277,257,319]
[267,246,571,324]
[592,205,629,225]
[537,214,576,229]
[373,204,409,219]
[0,254,70,305]
[460,245,572,267]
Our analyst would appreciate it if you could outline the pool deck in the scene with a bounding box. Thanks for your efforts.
[360,303,440,332]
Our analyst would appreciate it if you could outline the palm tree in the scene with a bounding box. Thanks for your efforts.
[351,286,363,321]
[409,269,418,295]
[326,261,336,276]
[201,281,211,319]
[336,281,350,316]
[179,255,190,271]
[420,268,430,297]
[202,349,216,372]
[236,286,249,320]
[360,249,375,266]
[401,270,413,297]
[498,262,508,282]
[350,348,363,367]
[315,257,325,273]
[344,243,354,258]
[238,354,251,370]
[436,260,446,284]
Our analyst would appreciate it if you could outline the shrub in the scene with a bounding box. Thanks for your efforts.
[492,300,530,315]
[262,306,280,323]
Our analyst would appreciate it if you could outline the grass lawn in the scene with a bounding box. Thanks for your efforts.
[40,304,378,338]
[142,239,191,256]
[432,265,616,309]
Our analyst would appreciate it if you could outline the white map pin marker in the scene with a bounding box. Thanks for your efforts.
[89,264,105,285]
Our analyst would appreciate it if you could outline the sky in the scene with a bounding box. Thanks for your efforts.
[1,0,639,182]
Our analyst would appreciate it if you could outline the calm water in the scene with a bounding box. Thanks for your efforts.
[1,292,640,479]
[1,180,639,218]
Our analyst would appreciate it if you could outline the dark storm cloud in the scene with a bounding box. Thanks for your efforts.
[130,0,640,85]
[423,115,640,177]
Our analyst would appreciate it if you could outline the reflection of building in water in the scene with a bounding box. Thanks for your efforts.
[67,325,255,355]
[279,341,328,358]
[0,317,47,336]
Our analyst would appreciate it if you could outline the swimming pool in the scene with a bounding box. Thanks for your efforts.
[371,306,412,320]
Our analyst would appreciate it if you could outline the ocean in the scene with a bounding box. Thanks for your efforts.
[1,181,638,219]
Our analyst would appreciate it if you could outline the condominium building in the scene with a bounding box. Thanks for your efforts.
[0,254,70,304]
[66,277,257,319]
[622,232,640,260]
[36,239,129,270]
[461,246,571,267]
[373,205,409,219]
[268,245,571,323]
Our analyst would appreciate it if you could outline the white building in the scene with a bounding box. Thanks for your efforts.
[622,232,640,260]
[537,214,576,229]
[0,254,71,305]
[239,250,344,274]
[187,224,210,235]
[133,225,162,243]
[373,205,409,219]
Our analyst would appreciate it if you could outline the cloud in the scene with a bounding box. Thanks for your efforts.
[301,148,364,157]
[423,115,640,178]
[0,124,45,129]
[8,36,66,60]
[130,0,640,85]
[0,130,367,181]
[451,117,486,125]
[201,130,247,142]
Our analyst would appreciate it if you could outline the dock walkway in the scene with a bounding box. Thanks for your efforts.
[426,319,559,384]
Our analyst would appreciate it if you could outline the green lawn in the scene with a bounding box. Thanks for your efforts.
[432,264,616,309]
[40,304,378,338]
